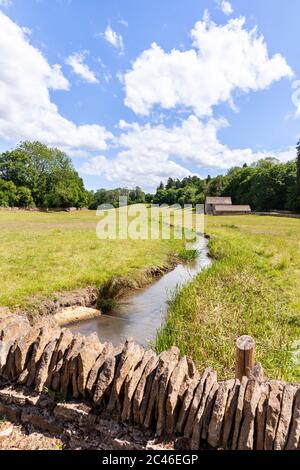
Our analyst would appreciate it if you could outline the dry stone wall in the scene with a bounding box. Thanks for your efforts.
[0,313,299,450]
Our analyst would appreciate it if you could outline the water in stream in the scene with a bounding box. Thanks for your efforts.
[67,237,211,348]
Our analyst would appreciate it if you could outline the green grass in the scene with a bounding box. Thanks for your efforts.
[156,215,300,382]
[0,208,183,310]
[178,248,199,262]
[2,209,300,382]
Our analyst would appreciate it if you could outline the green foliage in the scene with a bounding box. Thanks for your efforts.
[0,141,89,208]
[152,156,298,212]
[16,186,35,208]
[178,248,199,262]
[0,179,18,206]
[89,186,146,209]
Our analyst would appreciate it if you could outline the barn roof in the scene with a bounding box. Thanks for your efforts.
[206,197,232,205]
[214,205,251,212]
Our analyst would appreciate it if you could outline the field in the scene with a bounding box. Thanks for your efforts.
[1,209,299,382]
[0,209,183,310]
[156,215,300,382]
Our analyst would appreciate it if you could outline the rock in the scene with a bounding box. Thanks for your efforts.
[51,365,63,391]
[186,357,198,378]
[107,339,145,413]
[221,379,240,449]
[0,309,12,319]
[274,384,298,450]
[249,362,265,382]
[1,342,18,380]
[207,379,235,448]
[285,387,300,450]
[77,333,103,396]
[143,347,179,430]
[54,403,91,423]
[237,379,261,450]
[21,408,63,435]
[26,326,60,387]
[184,368,213,438]
[132,353,159,425]
[69,338,88,399]
[86,342,114,395]
[0,314,23,331]
[156,348,179,436]
[14,327,42,376]
[176,371,200,434]
[165,356,189,435]
[264,381,284,450]
[0,319,31,371]
[254,382,269,450]
[0,316,30,378]
[54,306,101,327]
[0,387,14,404]
[191,371,220,450]
[121,349,155,422]
[201,382,219,442]
[0,424,14,438]
[0,403,20,423]
[59,334,85,395]
[93,355,116,406]
[34,333,61,393]
[231,376,248,450]
[47,328,74,388]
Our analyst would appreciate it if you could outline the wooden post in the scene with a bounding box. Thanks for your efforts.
[235,335,255,381]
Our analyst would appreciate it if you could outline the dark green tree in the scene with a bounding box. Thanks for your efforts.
[0,141,89,208]
[0,179,18,207]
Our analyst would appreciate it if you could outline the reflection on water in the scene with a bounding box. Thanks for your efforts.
[67,237,211,348]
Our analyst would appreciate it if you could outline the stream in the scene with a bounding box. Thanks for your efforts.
[67,237,211,348]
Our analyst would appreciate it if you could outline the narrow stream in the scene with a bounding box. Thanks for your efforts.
[67,237,211,348]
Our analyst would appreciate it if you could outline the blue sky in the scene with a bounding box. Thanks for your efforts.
[0,0,299,191]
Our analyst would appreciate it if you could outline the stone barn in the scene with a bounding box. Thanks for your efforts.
[213,204,252,216]
[205,197,232,215]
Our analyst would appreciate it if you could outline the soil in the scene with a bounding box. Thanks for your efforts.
[0,420,64,450]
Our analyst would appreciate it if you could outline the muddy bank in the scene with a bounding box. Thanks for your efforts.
[17,287,99,325]
[7,256,180,326]
[96,262,177,313]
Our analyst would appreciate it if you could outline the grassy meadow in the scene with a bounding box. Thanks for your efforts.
[1,208,299,382]
[0,208,184,309]
[156,215,300,382]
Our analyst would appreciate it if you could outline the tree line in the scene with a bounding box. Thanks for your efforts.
[1,140,300,212]
[0,141,151,210]
[151,144,300,212]
[88,186,149,209]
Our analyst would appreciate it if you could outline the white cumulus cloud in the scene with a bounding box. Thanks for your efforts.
[102,25,124,53]
[66,51,99,84]
[217,0,234,16]
[123,14,293,117]
[80,114,296,190]
[0,11,112,153]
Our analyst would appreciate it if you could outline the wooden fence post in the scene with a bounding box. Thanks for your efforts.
[235,335,255,381]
